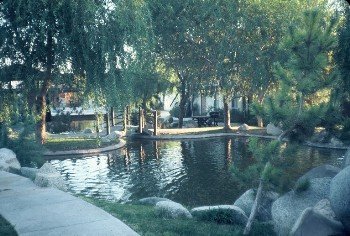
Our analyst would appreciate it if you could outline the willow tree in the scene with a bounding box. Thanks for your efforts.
[0,0,150,143]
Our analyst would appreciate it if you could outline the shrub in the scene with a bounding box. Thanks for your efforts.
[294,179,310,194]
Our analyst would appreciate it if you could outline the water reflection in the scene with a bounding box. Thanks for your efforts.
[50,137,345,207]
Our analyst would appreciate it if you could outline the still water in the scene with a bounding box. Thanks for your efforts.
[50,137,345,207]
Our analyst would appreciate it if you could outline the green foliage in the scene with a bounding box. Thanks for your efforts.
[258,5,339,142]
[294,179,310,194]
[340,118,350,141]
[7,124,44,168]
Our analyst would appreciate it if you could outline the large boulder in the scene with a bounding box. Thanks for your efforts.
[138,197,173,206]
[34,163,67,191]
[314,199,336,220]
[290,207,346,236]
[266,123,283,136]
[0,148,20,172]
[296,164,340,185]
[330,137,343,147]
[191,205,248,226]
[330,165,350,232]
[234,189,279,222]
[20,167,39,180]
[238,124,250,131]
[83,128,94,134]
[272,177,332,235]
[103,131,124,142]
[155,201,192,219]
[344,149,350,168]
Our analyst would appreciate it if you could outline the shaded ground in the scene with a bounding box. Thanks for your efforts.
[0,215,17,236]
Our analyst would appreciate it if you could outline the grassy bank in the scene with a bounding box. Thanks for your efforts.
[0,215,17,236]
[84,197,275,236]
[44,137,120,152]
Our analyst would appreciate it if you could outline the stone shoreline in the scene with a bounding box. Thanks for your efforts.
[43,139,126,157]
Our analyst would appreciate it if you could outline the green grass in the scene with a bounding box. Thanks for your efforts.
[83,197,275,236]
[0,215,17,236]
[44,137,119,151]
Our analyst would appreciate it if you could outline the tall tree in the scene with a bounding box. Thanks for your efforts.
[147,0,206,128]
[265,5,339,141]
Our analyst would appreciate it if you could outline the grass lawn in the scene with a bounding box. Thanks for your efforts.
[0,215,17,236]
[44,137,120,152]
[84,197,275,236]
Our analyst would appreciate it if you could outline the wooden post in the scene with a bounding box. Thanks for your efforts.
[126,105,130,126]
[95,114,100,137]
[139,107,143,134]
[123,107,127,133]
[111,107,115,127]
[105,113,110,135]
[153,110,157,136]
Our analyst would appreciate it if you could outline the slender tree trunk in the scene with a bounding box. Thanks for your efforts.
[36,11,54,144]
[257,116,264,128]
[223,97,231,131]
[243,177,264,235]
[243,162,269,235]
[178,72,187,128]
[36,95,48,144]
[297,93,304,118]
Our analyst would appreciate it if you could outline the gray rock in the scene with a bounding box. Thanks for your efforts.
[296,164,340,185]
[344,149,350,168]
[138,197,173,206]
[0,148,20,172]
[234,189,279,222]
[83,128,94,134]
[191,205,248,226]
[330,137,343,147]
[272,177,332,236]
[266,123,283,136]
[330,165,350,232]
[34,163,67,191]
[20,167,39,180]
[238,124,250,131]
[155,201,192,219]
[104,131,124,141]
[290,207,346,236]
[314,199,336,220]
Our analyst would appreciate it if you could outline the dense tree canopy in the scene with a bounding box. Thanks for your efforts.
[0,0,349,143]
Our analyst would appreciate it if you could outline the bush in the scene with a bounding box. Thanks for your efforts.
[47,113,72,133]
[294,179,310,194]
[340,118,350,141]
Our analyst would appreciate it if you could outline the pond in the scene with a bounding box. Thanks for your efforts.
[50,137,345,207]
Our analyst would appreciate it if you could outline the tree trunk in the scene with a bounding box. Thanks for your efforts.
[243,177,264,235]
[178,73,187,128]
[257,116,264,128]
[223,97,231,131]
[36,95,48,144]
[36,15,54,144]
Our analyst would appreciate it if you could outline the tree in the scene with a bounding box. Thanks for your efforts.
[147,0,207,128]
[197,0,248,131]
[0,0,151,143]
[261,5,339,141]
[335,3,350,118]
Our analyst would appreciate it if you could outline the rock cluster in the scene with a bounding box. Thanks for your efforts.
[0,148,21,172]
[34,162,68,191]
[266,123,283,136]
